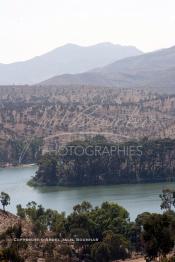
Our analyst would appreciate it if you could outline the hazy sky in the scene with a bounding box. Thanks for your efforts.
[0,0,175,63]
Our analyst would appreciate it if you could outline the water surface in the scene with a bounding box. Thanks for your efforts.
[0,166,174,220]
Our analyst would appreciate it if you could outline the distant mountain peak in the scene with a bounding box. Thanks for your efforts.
[60,43,81,48]
[40,45,175,94]
[0,43,142,85]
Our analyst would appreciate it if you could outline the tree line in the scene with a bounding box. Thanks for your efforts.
[30,137,175,186]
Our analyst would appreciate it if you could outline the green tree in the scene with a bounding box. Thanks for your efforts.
[73,201,92,214]
[160,189,175,211]
[16,204,25,219]
[34,153,58,186]
[91,242,111,262]
[142,213,174,260]
[91,231,129,262]
[0,192,10,211]
[102,230,129,260]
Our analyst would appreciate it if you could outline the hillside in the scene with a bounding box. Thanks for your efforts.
[1,85,175,165]
[0,43,142,85]
[41,45,175,93]
[0,209,21,234]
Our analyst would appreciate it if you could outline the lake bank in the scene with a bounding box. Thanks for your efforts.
[0,163,36,169]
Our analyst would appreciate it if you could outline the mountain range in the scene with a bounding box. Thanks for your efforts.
[41,45,175,93]
[0,43,142,85]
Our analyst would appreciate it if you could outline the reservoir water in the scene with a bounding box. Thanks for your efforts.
[0,166,175,221]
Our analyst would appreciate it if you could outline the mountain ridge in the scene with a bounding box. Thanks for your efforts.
[0,43,142,85]
[40,45,175,93]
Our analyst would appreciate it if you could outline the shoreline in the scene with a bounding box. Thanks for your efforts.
[27,177,175,188]
[0,163,36,169]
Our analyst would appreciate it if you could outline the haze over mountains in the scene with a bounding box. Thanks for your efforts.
[0,43,142,85]
[1,42,175,94]
[41,45,175,93]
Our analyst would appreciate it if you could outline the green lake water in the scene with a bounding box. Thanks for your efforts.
[0,166,174,220]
